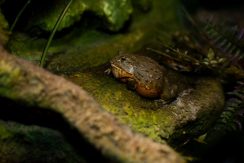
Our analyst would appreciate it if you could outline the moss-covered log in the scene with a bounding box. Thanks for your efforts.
[0,46,184,163]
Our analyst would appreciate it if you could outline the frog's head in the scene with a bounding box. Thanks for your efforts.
[110,54,135,81]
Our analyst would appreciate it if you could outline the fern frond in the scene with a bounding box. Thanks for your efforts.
[205,81,244,142]
[181,7,244,70]
[202,21,244,67]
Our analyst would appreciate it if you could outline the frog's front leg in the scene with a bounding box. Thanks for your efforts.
[104,68,112,75]
[126,78,137,90]
[160,84,179,102]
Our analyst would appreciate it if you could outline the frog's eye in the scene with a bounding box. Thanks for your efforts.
[120,57,127,62]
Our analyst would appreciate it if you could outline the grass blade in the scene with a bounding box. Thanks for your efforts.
[10,0,32,32]
[40,0,73,67]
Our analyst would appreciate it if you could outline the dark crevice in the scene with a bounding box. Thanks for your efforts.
[0,96,110,163]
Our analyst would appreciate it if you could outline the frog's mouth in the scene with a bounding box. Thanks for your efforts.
[111,64,133,80]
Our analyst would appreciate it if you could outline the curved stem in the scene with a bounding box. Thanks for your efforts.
[39,0,73,67]
[10,0,32,32]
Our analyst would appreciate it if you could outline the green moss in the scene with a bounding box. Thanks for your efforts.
[88,0,133,31]
[0,60,22,95]
[0,124,11,139]
[0,11,8,29]
[68,71,174,143]
[32,0,86,32]
[0,8,9,44]
[67,68,224,143]
[25,0,132,32]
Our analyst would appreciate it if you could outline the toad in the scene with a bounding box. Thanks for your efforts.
[107,54,189,101]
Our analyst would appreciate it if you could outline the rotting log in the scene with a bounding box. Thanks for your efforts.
[0,46,185,163]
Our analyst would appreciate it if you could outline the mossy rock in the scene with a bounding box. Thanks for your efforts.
[67,66,224,143]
